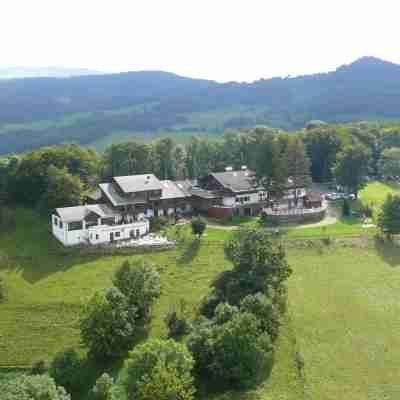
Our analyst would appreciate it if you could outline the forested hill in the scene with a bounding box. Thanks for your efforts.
[2,56,400,155]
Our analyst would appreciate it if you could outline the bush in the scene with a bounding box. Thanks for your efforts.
[50,348,84,394]
[92,373,114,400]
[30,359,48,375]
[191,216,207,238]
[2,374,70,400]
[124,339,195,400]
[164,299,191,339]
[149,216,170,232]
[199,292,221,319]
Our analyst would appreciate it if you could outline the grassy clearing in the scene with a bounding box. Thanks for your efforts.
[359,180,400,218]
[288,243,400,400]
[0,209,303,399]
[2,207,400,399]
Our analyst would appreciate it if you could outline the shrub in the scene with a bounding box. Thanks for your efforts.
[124,339,195,400]
[149,216,170,232]
[199,293,221,319]
[92,373,114,400]
[2,374,70,400]
[164,299,191,339]
[50,348,83,394]
[30,359,48,375]
[191,216,207,238]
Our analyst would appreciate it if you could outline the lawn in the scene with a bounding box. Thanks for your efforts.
[0,209,304,400]
[288,243,400,400]
[359,180,400,216]
[2,208,400,399]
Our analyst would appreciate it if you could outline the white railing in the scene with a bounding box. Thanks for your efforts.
[263,205,327,216]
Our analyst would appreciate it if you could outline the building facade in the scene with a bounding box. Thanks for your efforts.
[52,168,311,246]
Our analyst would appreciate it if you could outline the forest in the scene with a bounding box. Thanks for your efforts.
[1,121,400,216]
[2,56,400,154]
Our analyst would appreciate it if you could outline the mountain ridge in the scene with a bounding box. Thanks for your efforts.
[1,56,400,155]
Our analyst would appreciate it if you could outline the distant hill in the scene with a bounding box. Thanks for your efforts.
[0,66,103,79]
[1,56,400,154]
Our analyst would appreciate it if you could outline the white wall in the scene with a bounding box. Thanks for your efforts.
[87,221,149,245]
[222,196,236,206]
[234,191,263,205]
[52,214,67,245]
[52,215,87,246]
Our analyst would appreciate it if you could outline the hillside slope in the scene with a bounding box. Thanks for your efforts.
[1,57,400,154]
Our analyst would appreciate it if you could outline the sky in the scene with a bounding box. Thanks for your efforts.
[1,0,400,82]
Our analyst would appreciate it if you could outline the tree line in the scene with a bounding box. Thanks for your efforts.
[1,122,400,214]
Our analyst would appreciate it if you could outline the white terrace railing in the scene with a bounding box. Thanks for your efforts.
[263,204,327,216]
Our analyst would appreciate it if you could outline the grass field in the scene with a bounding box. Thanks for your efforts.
[359,181,400,217]
[288,244,400,400]
[1,187,400,399]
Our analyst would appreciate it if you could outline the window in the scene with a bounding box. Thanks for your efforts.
[68,221,83,231]
[115,231,121,238]
[53,216,58,226]
[96,234,99,240]
[59,221,63,229]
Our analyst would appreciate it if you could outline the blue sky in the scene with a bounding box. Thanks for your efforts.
[2,0,399,82]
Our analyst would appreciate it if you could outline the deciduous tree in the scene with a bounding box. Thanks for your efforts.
[378,194,400,239]
[124,339,195,400]
[333,144,371,198]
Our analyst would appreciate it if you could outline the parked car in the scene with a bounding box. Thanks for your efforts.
[326,192,345,200]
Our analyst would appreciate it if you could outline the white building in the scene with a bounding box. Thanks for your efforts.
[52,204,149,246]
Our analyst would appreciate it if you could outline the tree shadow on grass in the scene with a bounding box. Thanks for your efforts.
[1,252,105,284]
[177,238,201,265]
[374,237,400,267]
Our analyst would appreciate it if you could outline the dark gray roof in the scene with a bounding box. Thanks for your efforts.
[99,183,147,207]
[56,204,119,222]
[114,174,162,193]
[160,180,187,200]
[175,180,219,199]
[210,170,258,193]
[191,187,220,199]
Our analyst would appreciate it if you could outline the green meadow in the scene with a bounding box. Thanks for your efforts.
[1,179,399,399]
